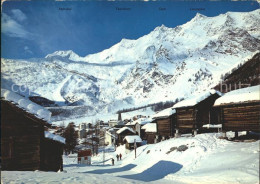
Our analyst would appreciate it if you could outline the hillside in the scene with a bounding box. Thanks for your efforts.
[214,52,260,92]
[1,9,260,122]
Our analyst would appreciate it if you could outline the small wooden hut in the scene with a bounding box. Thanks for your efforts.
[141,123,157,144]
[123,135,142,150]
[126,118,152,140]
[116,127,136,145]
[152,107,176,141]
[78,149,92,165]
[214,85,260,136]
[173,90,222,135]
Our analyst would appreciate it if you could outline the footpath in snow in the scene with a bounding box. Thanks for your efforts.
[1,133,259,184]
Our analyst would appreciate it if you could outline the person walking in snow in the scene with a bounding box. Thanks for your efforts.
[116,154,119,161]
[119,153,122,160]
[111,158,114,166]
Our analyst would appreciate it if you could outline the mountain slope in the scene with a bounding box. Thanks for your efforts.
[214,52,260,92]
[1,9,260,121]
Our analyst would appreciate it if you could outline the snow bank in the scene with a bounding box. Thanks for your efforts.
[116,127,135,134]
[202,124,222,128]
[123,135,142,143]
[173,90,222,108]
[44,131,66,144]
[1,88,52,123]
[214,85,260,106]
[142,123,157,133]
[152,107,176,119]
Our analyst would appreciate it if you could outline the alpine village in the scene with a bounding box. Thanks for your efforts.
[1,7,260,184]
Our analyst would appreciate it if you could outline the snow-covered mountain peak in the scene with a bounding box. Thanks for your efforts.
[153,24,168,31]
[2,9,260,121]
[45,50,82,61]
[193,12,207,19]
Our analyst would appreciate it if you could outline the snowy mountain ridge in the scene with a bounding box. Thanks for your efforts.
[1,9,260,121]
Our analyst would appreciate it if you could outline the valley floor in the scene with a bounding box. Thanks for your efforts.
[1,133,259,184]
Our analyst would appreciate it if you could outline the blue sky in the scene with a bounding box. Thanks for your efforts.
[1,1,259,59]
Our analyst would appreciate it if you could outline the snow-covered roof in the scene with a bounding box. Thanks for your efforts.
[123,135,142,143]
[126,118,153,126]
[173,89,222,109]
[106,131,116,138]
[152,107,176,119]
[1,89,52,123]
[44,131,66,144]
[116,127,135,134]
[141,123,157,133]
[125,121,135,126]
[137,118,152,125]
[214,85,260,106]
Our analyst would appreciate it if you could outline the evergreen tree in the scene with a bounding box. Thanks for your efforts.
[63,122,78,154]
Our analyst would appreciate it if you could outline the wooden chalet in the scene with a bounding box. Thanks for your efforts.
[141,123,157,144]
[116,127,136,145]
[152,107,176,141]
[213,85,260,136]
[1,89,65,171]
[123,135,142,150]
[173,90,222,135]
[126,118,152,140]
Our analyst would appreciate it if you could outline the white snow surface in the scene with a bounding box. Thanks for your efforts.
[202,124,222,128]
[44,131,66,144]
[142,123,157,133]
[1,88,52,122]
[1,9,260,122]
[173,89,222,108]
[214,85,260,106]
[127,117,153,126]
[123,135,142,143]
[2,133,259,184]
[116,127,136,134]
[152,107,176,119]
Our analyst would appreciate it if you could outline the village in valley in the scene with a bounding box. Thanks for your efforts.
[1,1,260,184]
[1,78,260,183]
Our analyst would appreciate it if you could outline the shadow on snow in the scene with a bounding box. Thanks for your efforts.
[119,161,182,182]
[83,164,137,174]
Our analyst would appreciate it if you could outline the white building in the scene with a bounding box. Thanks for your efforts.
[108,119,118,127]
[105,131,116,146]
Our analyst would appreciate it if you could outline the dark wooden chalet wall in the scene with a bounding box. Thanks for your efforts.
[176,108,195,130]
[1,100,46,171]
[155,114,176,138]
[140,128,146,140]
[41,138,64,172]
[217,102,260,132]
[176,93,220,132]
[146,132,156,144]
